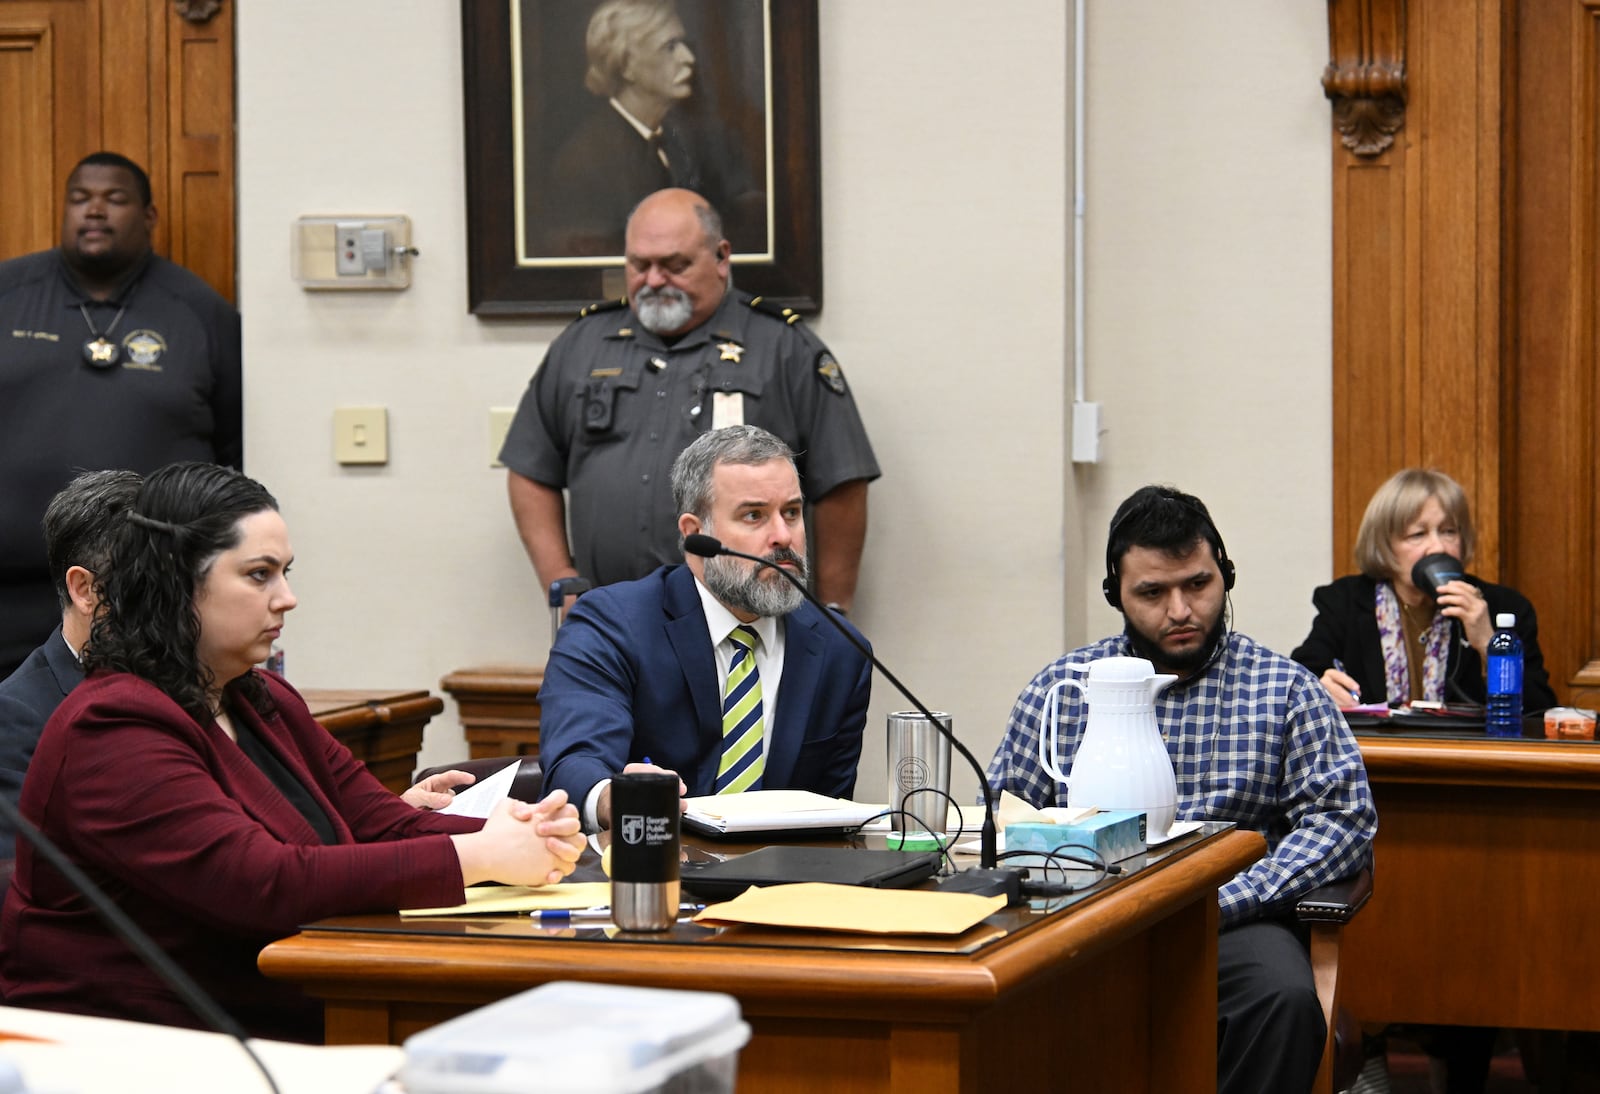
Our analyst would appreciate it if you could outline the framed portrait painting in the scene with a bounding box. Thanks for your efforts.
[462,0,822,317]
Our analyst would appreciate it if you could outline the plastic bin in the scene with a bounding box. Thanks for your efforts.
[399,980,751,1093]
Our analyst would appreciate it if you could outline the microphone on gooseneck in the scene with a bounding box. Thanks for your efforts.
[683,533,1025,900]
[0,794,282,1093]
[1410,553,1476,707]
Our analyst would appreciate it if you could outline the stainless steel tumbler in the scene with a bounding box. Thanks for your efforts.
[609,771,682,930]
[886,710,953,834]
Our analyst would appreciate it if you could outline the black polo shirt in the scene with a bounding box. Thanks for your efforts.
[0,249,241,676]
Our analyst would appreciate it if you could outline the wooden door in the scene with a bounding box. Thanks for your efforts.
[0,0,235,302]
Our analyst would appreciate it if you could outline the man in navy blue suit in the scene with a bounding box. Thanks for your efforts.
[0,469,141,856]
[538,425,872,831]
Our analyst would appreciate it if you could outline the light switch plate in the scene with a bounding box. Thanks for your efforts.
[488,407,515,468]
[334,406,389,465]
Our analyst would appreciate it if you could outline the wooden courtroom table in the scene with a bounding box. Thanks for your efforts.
[1341,731,1600,1030]
[260,827,1264,1093]
[303,688,443,795]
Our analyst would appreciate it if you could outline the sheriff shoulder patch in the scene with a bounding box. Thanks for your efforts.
[816,352,846,394]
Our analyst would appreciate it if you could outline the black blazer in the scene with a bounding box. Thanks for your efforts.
[1290,573,1556,710]
[0,627,85,854]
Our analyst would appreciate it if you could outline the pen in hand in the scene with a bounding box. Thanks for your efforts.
[1333,659,1361,704]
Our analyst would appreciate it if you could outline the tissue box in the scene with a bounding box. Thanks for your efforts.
[1005,810,1148,869]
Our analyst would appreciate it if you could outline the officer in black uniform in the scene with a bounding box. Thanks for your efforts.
[501,188,877,612]
[0,152,241,681]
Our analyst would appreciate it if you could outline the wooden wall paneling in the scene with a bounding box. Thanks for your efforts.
[166,0,233,302]
[1328,0,1600,704]
[1502,0,1599,705]
[0,0,100,260]
[52,0,102,224]
[1403,0,1504,573]
[1330,148,1409,569]
[0,0,234,302]
[1326,0,1411,570]
[97,0,151,189]
[1581,4,1600,703]
[0,15,57,258]
[1327,2,1511,570]
[1469,0,1508,575]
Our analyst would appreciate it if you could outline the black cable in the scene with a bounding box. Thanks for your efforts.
[0,794,281,1093]
[999,845,1121,897]
[849,803,959,873]
[890,784,960,840]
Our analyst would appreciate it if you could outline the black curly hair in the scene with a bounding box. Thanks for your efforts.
[84,462,279,723]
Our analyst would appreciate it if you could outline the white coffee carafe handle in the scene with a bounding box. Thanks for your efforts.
[1038,673,1088,785]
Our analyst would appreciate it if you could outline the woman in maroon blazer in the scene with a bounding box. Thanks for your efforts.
[0,462,584,1041]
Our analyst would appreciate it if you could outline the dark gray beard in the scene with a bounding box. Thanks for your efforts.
[635,286,694,334]
[703,547,808,617]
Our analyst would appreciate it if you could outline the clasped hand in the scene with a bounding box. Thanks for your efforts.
[452,789,586,887]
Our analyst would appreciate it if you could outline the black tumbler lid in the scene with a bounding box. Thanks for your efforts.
[610,771,680,883]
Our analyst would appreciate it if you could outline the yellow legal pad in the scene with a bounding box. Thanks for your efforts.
[400,881,612,917]
[694,882,1005,936]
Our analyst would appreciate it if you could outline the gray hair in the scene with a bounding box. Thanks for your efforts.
[671,425,797,522]
[584,0,681,99]
[44,469,142,608]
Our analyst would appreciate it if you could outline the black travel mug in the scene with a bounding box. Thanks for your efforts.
[609,771,681,930]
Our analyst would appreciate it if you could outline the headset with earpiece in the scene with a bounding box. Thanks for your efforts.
[1101,487,1236,610]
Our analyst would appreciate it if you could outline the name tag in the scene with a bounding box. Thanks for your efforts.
[711,392,745,429]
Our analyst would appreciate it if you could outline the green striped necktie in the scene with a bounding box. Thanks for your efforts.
[715,625,765,793]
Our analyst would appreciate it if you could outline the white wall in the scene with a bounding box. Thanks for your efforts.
[235,0,1328,808]
[1079,3,1333,654]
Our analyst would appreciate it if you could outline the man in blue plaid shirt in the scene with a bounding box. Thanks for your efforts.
[987,485,1376,1094]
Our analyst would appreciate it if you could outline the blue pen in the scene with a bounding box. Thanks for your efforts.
[532,903,705,926]
[532,907,617,926]
[1333,659,1360,703]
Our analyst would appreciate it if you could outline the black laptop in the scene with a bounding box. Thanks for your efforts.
[680,846,943,901]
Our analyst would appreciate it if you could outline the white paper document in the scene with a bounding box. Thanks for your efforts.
[0,1004,402,1093]
[1147,819,1205,846]
[683,790,882,834]
[436,760,519,818]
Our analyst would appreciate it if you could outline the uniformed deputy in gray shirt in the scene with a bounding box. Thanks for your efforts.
[500,188,878,611]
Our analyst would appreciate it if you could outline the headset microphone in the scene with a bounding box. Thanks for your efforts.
[1101,488,1236,609]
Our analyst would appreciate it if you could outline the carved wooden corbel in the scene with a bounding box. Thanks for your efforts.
[1324,0,1407,157]
[174,0,222,25]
